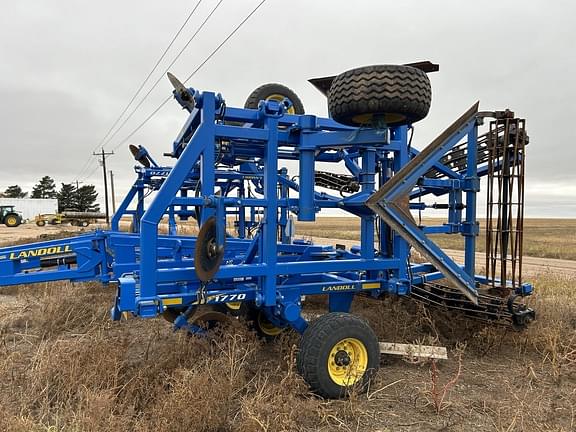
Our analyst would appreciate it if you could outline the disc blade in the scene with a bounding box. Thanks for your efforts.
[195,217,224,282]
[167,72,187,93]
[167,72,194,109]
[191,310,230,330]
[129,144,151,168]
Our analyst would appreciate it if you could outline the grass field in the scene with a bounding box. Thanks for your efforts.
[0,223,574,430]
[0,272,574,431]
[295,218,576,261]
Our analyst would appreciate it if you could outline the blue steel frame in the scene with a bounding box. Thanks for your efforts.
[0,85,533,334]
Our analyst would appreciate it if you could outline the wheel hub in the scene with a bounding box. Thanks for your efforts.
[334,350,351,367]
[327,337,369,386]
[207,240,217,258]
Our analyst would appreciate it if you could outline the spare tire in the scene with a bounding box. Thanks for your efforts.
[328,65,431,127]
[245,83,305,115]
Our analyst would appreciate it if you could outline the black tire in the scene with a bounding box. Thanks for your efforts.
[297,312,380,399]
[328,64,431,126]
[36,220,46,227]
[4,214,21,227]
[245,83,305,115]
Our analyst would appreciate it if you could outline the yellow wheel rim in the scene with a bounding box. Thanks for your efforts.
[257,312,283,337]
[327,337,368,386]
[6,216,17,226]
[266,94,296,115]
[351,112,406,125]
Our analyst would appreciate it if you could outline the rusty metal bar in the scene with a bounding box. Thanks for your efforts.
[485,117,526,290]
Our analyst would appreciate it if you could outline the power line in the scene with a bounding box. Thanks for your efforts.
[110,0,268,152]
[181,0,268,86]
[80,163,101,183]
[111,96,173,152]
[97,0,204,148]
[74,1,204,181]
[75,157,99,184]
[101,0,225,151]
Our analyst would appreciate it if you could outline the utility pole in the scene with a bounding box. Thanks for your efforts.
[93,148,114,225]
[109,170,116,214]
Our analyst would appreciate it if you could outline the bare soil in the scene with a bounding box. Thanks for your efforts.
[310,236,576,277]
[296,218,576,261]
[0,223,106,245]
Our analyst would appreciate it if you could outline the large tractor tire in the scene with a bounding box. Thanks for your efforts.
[297,312,380,399]
[4,214,21,227]
[245,83,305,115]
[36,220,46,227]
[328,64,431,127]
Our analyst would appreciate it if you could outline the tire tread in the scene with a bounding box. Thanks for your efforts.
[328,64,431,126]
[244,83,305,114]
[297,312,379,399]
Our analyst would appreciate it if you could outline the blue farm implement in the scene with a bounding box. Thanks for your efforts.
[0,62,535,398]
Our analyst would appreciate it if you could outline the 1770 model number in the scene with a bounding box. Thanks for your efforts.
[211,293,247,303]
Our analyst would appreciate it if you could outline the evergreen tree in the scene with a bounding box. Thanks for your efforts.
[57,183,78,212]
[76,185,100,212]
[31,176,57,199]
[4,185,27,198]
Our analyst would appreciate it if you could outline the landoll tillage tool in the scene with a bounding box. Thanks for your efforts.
[0,62,534,397]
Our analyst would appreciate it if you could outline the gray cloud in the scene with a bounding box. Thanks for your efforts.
[0,0,574,217]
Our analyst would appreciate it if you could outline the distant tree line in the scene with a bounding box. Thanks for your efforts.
[0,176,99,212]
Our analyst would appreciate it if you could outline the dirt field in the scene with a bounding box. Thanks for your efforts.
[295,218,576,261]
[0,223,574,431]
[308,236,576,277]
[0,223,108,246]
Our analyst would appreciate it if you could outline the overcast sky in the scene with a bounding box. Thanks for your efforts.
[1,0,575,217]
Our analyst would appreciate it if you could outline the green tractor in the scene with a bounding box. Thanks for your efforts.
[0,206,23,227]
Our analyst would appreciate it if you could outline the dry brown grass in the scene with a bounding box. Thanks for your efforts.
[0,282,337,432]
[0,271,574,431]
[0,223,575,430]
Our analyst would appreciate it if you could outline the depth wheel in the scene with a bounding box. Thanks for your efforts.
[297,312,380,399]
[328,64,431,126]
[245,83,305,115]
